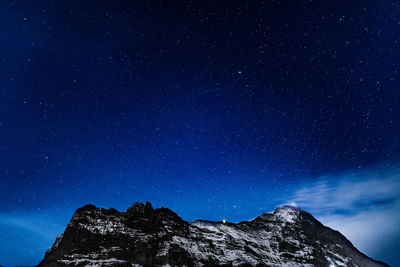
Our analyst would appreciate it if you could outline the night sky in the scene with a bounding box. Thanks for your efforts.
[1,0,400,266]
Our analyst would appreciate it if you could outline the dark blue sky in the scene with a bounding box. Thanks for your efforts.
[0,0,399,266]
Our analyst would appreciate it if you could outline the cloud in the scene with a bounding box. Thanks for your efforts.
[286,164,400,266]
[0,211,68,266]
[0,213,58,239]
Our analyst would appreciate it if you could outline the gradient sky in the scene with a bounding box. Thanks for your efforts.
[0,0,400,266]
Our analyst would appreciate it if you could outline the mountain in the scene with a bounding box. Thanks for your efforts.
[38,202,388,267]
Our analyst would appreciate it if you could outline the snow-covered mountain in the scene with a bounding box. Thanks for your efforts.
[38,202,388,266]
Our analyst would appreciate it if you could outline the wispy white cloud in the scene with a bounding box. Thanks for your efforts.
[0,212,63,240]
[286,164,400,265]
[0,211,68,266]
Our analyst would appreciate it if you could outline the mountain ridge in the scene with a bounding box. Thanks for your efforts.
[38,202,389,267]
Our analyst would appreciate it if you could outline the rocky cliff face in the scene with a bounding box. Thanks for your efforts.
[38,202,388,267]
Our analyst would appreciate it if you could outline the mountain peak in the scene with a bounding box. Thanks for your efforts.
[38,202,388,267]
[75,203,99,213]
[126,201,153,214]
[273,205,302,223]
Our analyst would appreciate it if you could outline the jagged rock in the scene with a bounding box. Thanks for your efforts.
[38,203,388,267]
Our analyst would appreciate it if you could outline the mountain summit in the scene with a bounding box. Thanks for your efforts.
[38,202,388,267]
